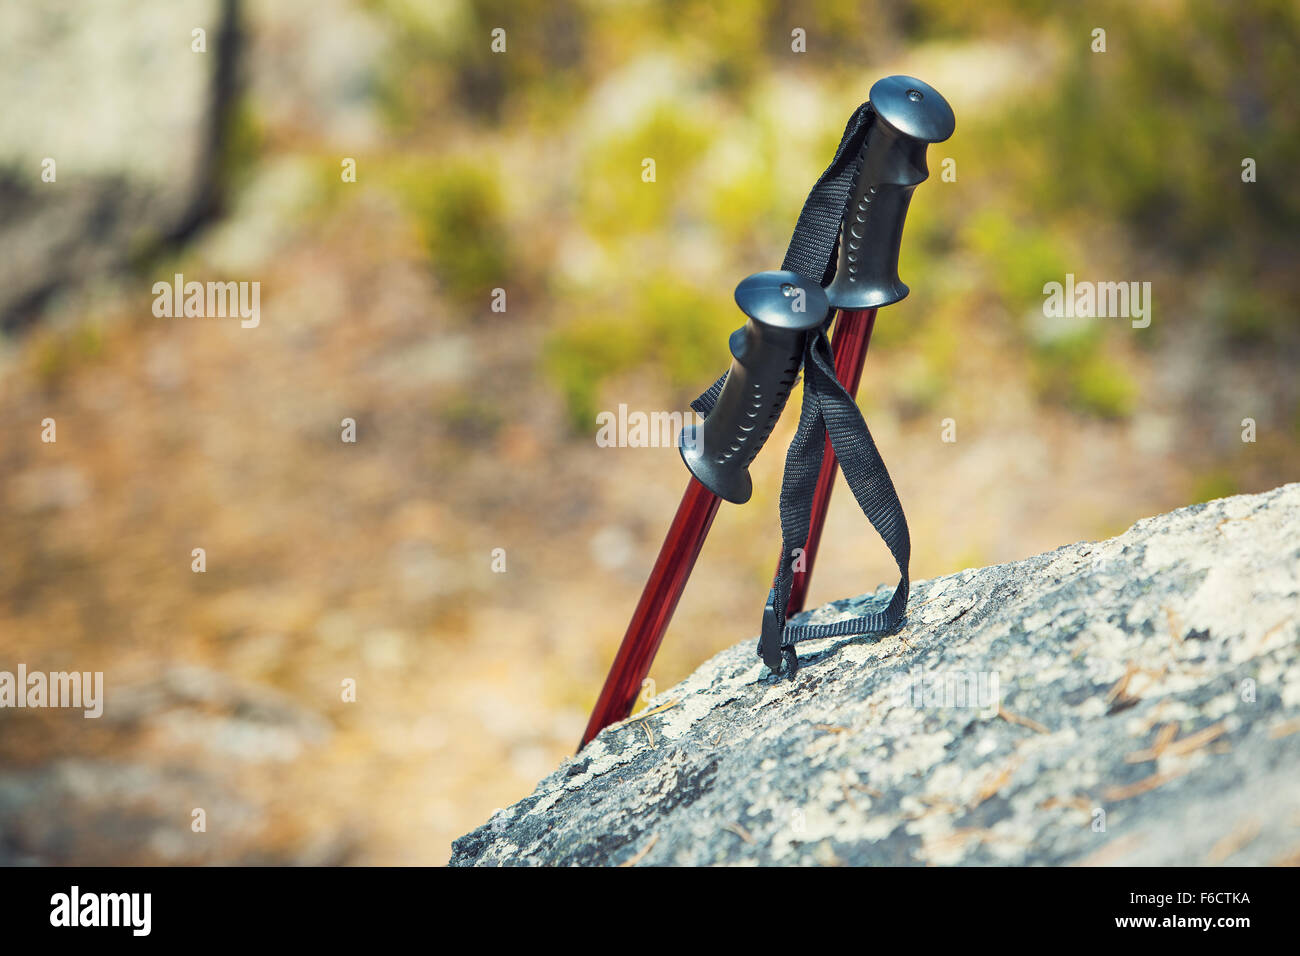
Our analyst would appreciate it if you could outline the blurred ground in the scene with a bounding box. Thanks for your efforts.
[1,0,1297,864]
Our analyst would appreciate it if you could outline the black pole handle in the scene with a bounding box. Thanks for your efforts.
[679,271,828,504]
[824,75,955,311]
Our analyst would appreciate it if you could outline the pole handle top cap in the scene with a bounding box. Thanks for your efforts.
[868,75,956,144]
[734,270,828,331]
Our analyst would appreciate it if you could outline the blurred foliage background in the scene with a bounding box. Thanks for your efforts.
[0,0,1296,864]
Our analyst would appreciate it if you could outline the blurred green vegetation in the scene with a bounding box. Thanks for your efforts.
[31,320,105,389]
[364,0,1298,432]
[1031,328,1139,420]
[389,156,509,308]
[544,276,734,430]
[1013,0,1300,265]
[219,97,267,198]
[1192,470,1241,504]
[578,106,714,238]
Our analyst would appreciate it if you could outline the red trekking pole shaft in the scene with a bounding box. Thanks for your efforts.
[580,478,720,747]
[580,271,829,749]
[784,307,876,615]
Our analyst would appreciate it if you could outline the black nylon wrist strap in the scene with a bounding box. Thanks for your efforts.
[692,101,910,678]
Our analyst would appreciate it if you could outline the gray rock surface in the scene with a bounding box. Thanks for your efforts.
[451,483,1300,866]
[0,0,385,330]
[0,1,226,329]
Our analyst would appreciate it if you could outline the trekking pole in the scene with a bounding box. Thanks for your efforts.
[580,271,828,748]
[782,76,954,615]
[581,77,954,746]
